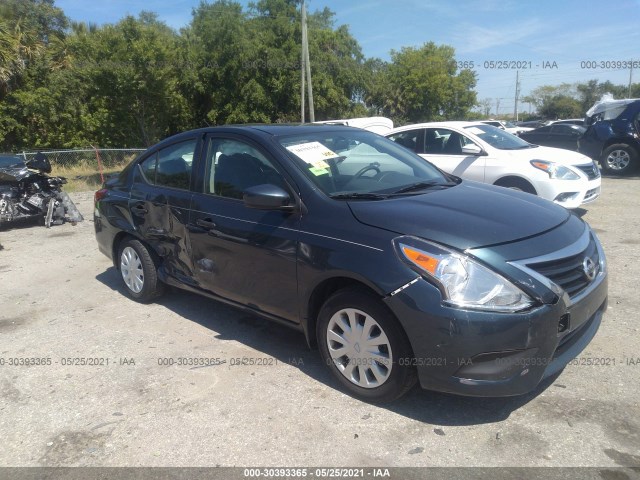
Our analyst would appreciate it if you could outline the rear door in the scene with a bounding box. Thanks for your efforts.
[187,133,300,321]
[523,126,552,146]
[129,137,199,282]
[549,125,580,150]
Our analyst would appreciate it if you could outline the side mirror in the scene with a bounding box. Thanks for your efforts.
[243,184,295,211]
[461,144,484,156]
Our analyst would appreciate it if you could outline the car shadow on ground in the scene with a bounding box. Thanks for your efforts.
[572,207,588,218]
[0,216,42,231]
[96,267,557,426]
[600,172,640,179]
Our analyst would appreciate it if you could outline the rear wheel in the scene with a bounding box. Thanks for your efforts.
[117,238,164,302]
[317,287,417,402]
[600,144,638,175]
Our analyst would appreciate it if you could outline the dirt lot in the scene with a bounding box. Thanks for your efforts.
[1,177,639,469]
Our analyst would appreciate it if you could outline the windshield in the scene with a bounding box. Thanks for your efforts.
[277,129,451,197]
[0,155,26,169]
[464,124,534,150]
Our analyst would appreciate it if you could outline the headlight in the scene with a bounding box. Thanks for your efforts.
[394,237,534,312]
[530,160,580,180]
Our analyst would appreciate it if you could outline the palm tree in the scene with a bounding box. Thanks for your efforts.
[0,20,44,93]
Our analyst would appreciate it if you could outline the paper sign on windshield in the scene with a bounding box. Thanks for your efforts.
[286,142,338,170]
[466,127,485,135]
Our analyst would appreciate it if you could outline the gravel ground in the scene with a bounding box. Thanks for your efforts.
[0,177,639,470]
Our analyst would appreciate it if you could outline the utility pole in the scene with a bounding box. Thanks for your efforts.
[300,3,305,123]
[628,64,634,99]
[495,98,501,117]
[300,1,314,122]
[513,70,520,121]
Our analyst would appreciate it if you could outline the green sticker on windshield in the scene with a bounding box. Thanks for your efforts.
[309,166,329,176]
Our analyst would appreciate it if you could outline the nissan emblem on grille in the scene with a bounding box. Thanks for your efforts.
[582,257,597,281]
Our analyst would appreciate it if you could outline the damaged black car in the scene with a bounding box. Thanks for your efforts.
[0,153,83,228]
[95,125,607,403]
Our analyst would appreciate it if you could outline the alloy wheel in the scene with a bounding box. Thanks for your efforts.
[606,149,631,171]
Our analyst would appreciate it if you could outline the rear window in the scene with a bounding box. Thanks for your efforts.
[0,155,26,169]
[138,139,196,190]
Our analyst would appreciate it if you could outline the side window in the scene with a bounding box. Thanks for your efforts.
[424,128,445,153]
[387,129,424,153]
[551,125,571,134]
[205,138,286,200]
[139,139,196,190]
[155,139,196,190]
[140,154,157,183]
[435,128,465,155]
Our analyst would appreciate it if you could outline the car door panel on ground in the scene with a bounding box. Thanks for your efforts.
[129,138,198,282]
[188,134,300,322]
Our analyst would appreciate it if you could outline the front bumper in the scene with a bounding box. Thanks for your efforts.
[384,269,607,397]
[537,177,601,209]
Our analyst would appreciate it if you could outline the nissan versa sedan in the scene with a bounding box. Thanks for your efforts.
[386,122,601,209]
[94,125,608,402]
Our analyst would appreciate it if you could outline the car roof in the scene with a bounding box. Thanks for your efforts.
[246,124,359,135]
[548,118,584,123]
[151,124,363,150]
[387,121,485,132]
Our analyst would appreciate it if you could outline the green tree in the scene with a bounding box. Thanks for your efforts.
[538,94,582,119]
[372,42,477,124]
[0,0,66,94]
[73,13,190,146]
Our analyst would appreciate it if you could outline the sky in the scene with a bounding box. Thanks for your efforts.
[55,0,640,117]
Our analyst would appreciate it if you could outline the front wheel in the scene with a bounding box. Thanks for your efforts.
[601,144,638,175]
[317,288,417,402]
[117,238,164,302]
[494,177,537,195]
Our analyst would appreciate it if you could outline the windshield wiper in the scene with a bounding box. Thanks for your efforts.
[502,144,536,150]
[330,192,388,200]
[389,181,457,195]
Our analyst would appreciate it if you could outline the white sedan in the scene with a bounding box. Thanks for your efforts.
[480,120,533,135]
[385,121,601,209]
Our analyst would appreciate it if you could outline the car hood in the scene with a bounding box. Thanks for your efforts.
[508,145,593,166]
[348,181,570,250]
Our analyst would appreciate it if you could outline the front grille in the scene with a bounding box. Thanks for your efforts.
[526,235,600,297]
[576,163,600,180]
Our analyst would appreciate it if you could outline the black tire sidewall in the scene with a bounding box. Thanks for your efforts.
[117,238,163,303]
[317,288,416,403]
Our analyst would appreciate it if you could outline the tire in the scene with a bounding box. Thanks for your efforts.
[600,144,639,175]
[117,238,165,302]
[317,287,417,403]
[494,177,537,195]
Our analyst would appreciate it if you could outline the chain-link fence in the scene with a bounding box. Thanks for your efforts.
[19,147,145,169]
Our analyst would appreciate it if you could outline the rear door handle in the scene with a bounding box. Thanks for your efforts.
[196,218,217,229]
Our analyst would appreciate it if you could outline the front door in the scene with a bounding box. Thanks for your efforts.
[419,127,486,182]
[188,134,300,322]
